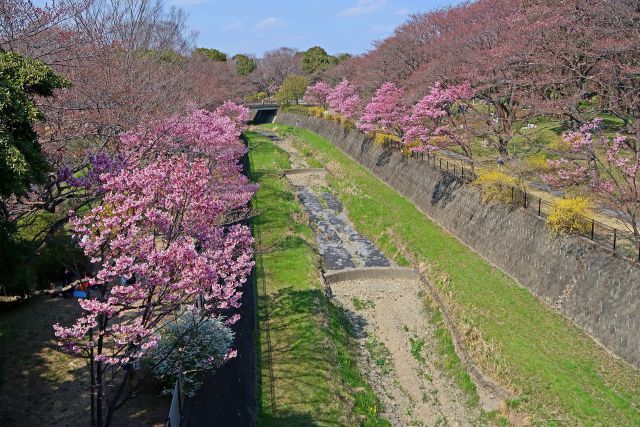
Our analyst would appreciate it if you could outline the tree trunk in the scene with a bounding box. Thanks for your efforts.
[497,138,509,157]
[96,360,103,427]
[90,328,96,427]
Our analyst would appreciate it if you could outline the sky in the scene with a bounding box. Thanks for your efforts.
[169,0,465,57]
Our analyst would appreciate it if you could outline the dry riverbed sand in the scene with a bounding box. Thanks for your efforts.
[332,278,481,426]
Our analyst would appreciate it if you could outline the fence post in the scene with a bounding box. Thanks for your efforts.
[446,160,449,171]
[538,198,541,216]
[524,191,527,208]
[453,164,456,175]
[591,219,595,240]
[613,229,617,251]
[511,187,514,203]
[439,159,442,169]
[462,165,465,180]
[179,372,184,414]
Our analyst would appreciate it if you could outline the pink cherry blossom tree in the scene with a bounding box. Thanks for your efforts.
[215,100,251,124]
[401,81,474,161]
[53,106,256,427]
[543,119,640,246]
[326,78,361,119]
[303,81,332,107]
[356,81,407,137]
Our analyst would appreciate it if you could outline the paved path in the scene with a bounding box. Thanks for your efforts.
[297,187,390,270]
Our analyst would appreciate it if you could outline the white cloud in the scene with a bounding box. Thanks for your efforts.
[339,0,387,17]
[395,8,410,16]
[223,20,244,31]
[255,17,283,31]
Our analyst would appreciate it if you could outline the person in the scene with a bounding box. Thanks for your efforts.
[497,155,505,167]
[72,278,89,299]
[63,268,74,286]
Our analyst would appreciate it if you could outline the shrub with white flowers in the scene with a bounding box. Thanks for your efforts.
[148,310,235,396]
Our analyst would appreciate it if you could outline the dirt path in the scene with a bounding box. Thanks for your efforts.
[269,130,485,426]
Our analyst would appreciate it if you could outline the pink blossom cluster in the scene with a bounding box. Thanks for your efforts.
[542,159,589,187]
[605,135,640,179]
[119,105,249,164]
[303,81,332,107]
[54,103,256,369]
[356,82,407,135]
[402,81,472,152]
[326,79,361,119]
[215,100,251,124]
[308,79,472,153]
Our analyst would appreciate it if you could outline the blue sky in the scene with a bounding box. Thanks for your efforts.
[170,0,464,57]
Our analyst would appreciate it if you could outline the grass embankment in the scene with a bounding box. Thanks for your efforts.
[246,130,389,426]
[262,124,640,426]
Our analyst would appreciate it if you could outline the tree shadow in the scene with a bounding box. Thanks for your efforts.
[431,172,463,207]
[374,144,395,168]
[0,297,90,426]
[0,296,168,427]
[259,410,323,427]
[256,286,371,426]
[266,235,315,253]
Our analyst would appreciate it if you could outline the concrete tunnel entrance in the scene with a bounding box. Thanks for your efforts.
[250,107,278,124]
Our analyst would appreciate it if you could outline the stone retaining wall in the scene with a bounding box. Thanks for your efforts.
[324,267,419,284]
[276,112,640,367]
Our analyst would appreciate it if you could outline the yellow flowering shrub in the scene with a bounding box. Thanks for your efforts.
[309,106,324,118]
[337,115,355,129]
[400,140,422,156]
[475,170,522,205]
[373,132,399,145]
[524,153,551,173]
[546,197,592,235]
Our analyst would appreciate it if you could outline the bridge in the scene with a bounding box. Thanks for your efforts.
[245,102,279,124]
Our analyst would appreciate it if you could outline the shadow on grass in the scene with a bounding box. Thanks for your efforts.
[0,297,90,426]
[259,410,323,427]
[257,286,380,426]
[261,235,314,254]
[259,288,334,405]
[0,297,168,427]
